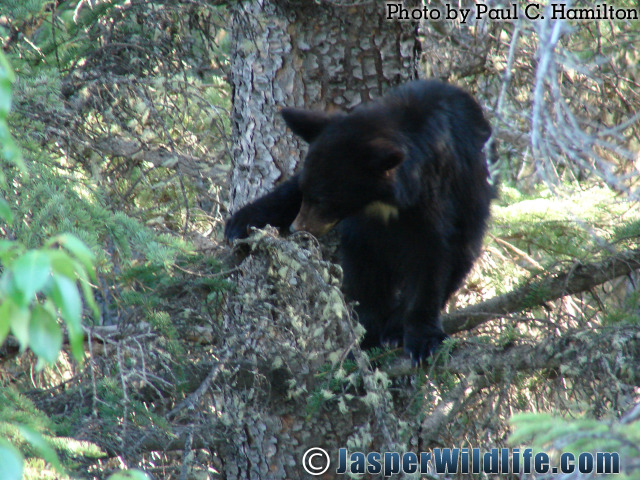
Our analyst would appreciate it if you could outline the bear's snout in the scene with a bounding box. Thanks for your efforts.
[291,201,337,237]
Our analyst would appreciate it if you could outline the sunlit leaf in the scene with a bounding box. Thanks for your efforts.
[11,251,51,306]
[49,275,85,363]
[0,441,23,480]
[47,234,96,281]
[74,263,100,321]
[0,78,12,117]
[50,275,81,327]
[0,198,13,225]
[46,250,76,279]
[8,302,30,350]
[0,52,14,118]
[0,300,13,344]
[28,305,62,364]
[108,471,151,480]
[0,51,15,84]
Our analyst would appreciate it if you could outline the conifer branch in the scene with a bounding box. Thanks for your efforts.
[444,247,640,333]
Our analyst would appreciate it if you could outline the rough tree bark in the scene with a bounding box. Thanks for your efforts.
[223,2,420,478]
[228,0,420,212]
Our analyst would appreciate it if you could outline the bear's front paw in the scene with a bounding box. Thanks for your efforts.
[380,329,403,349]
[224,209,257,242]
[403,327,448,366]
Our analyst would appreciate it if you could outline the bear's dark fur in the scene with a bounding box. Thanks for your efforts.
[225,80,493,363]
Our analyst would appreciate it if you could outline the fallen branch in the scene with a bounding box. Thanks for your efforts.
[444,247,640,334]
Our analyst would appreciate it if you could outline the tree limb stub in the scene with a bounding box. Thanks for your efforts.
[444,247,640,334]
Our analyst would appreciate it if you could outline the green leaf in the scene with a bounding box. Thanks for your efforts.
[18,426,65,475]
[8,302,30,350]
[47,234,96,281]
[0,242,23,272]
[0,54,14,118]
[74,262,100,321]
[108,471,151,480]
[28,305,62,364]
[11,250,51,306]
[49,275,82,327]
[0,300,13,344]
[68,326,85,364]
[0,125,24,171]
[46,250,76,279]
[0,198,12,225]
[0,78,12,117]
[0,239,17,253]
[0,441,23,480]
[49,275,84,363]
[0,52,15,85]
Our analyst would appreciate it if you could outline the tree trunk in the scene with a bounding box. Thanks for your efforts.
[223,2,420,478]
[228,0,420,212]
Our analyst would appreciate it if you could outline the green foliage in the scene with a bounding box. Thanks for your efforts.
[305,347,407,419]
[613,218,640,245]
[0,0,122,72]
[1,153,208,326]
[4,0,231,235]
[108,472,150,480]
[510,411,640,471]
[0,35,186,476]
[0,49,99,480]
[0,52,97,368]
[604,288,640,326]
[0,233,97,367]
[494,186,626,261]
[487,185,640,298]
[0,387,53,431]
[0,441,23,480]
[0,51,24,175]
[306,357,362,417]
[0,49,24,225]
[0,386,106,478]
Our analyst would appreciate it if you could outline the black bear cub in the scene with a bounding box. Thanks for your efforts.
[226,80,493,364]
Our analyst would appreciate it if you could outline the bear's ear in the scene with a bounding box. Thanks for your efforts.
[281,108,332,143]
[369,138,406,172]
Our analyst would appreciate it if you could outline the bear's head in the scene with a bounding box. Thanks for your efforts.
[281,107,404,237]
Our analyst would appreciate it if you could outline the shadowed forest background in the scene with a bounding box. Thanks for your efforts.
[0,0,639,478]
